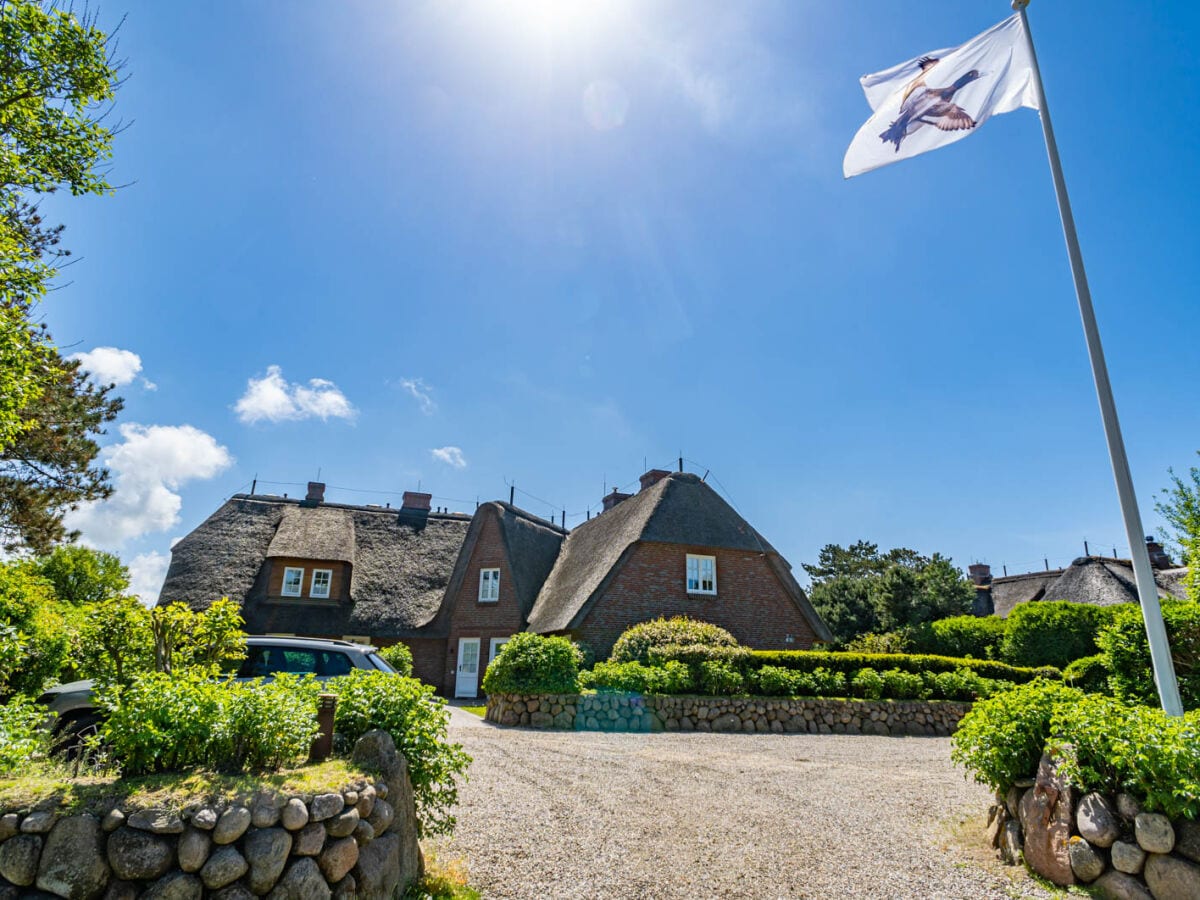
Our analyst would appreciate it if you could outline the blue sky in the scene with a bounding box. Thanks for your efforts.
[44,1,1200,600]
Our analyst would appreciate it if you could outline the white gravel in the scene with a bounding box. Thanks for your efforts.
[438,708,1057,899]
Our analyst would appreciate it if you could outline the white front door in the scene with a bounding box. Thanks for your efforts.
[455,638,481,698]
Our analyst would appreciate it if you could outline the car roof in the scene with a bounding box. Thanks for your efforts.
[245,635,376,652]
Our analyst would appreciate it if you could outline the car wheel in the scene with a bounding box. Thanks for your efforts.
[52,712,106,761]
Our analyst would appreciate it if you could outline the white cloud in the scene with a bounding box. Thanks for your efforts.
[66,423,234,545]
[398,377,436,415]
[69,347,143,387]
[235,365,356,424]
[127,551,169,607]
[430,446,467,469]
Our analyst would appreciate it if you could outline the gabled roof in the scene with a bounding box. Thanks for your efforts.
[525,472,832,641]
[990,556,1189,618]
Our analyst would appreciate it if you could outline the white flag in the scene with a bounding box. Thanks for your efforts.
[843,15,1039,178]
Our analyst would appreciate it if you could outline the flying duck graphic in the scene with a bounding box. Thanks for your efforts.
[879,57,982,152]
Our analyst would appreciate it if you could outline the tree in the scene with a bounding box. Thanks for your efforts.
[1156,452,1200,601]
[34,543,128,606]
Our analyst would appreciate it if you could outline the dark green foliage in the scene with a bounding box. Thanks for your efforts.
[0,559,71,697]
[609,616,737,665]
[909,615,1005,660]
[880,668,926,700]
[588,660,693,694]
[646,643,750,669]
[480,633,581,695]
[0,694,51,772]
[329,670,471,837]
[748,649,1056,684]
[808,576,877,647]
[697,660,745,695]
[999,601,1115,669]
[950,680,1084,792]
[1062,654,1110,694]
[33,545,128,606]
[1097,601,1200,710]
[215,676,322,772]
[377,642,414,677]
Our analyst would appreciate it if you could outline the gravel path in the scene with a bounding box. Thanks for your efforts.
[437,708,1057,900]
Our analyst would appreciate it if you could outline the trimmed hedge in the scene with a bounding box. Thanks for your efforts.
[481,632,581,695]
[909,615,1006,660]
[1062,653,1109,694]
[610,617,738,665]
[1000,601,1116,669]
[1097,600,1200,710]
[747,650,1058,683]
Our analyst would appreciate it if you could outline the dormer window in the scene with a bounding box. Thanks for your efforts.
[310,569,332,599]
[686,554,716,595]
[478,568,500,602]
[282,566,304,597]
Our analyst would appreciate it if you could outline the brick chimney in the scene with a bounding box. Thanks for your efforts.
[301,481,325,507]
[601,489,633,512]
[401,491,432,513]
[639,469,671,492]
[968,563,992,586]
[1145,536,1174,570]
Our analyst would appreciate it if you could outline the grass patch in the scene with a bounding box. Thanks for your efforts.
[405,844,480,899]
[0,758,367,815]
[459,706,486,718]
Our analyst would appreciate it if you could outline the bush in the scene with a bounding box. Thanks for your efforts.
[950,680,1084,792]
[843,631,911,654]
[610,617,737,665]
[329,670,471,837]
[647,643,751,671]
[1062,654,1109,694]
[216,676,322,771]
[698,660,745,695]
[0,695,51,773]
[753,665,802,696]
[480,633,581,695]
[0,563,72,698]
[588,660,693,694]
[880,668,927,700]
[999,601,1116,670]
[851,668,883,700]
[377,642,414,677]
[748,649,1055,684]
[910,615,1006,660]
[1098,601,1200,710]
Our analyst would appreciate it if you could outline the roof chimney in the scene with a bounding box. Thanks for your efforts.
[968,563,992,586]
[639,469,671,492]
[301,481,325,507]
[402,491,432,513]
[1145,536,1174,570]
[601,488,633,512]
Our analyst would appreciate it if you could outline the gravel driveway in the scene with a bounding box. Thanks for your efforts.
[438,707,1057,900]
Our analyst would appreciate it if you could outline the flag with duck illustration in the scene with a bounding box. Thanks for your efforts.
[843,14,1040,178]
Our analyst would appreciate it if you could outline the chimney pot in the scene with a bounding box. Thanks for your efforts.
[305,481,325,503]
[639,469,672,492]
[1145,536,1174,570]
[601,489,633,512]
[401,491,432,512]
[968,563,992,585]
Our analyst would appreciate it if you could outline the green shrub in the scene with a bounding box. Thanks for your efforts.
[588,660,693,694]
[950,680,1084,792]
[1097,601,1200,710]
[1000,601,1116,670]
[481,633,581,695]
[377,642,414,677]
[698,660,745,695]
[647,643,751,671]
[843,631,911,654]
[1062,654,1109,694]
[851,668,884,700]
[880,668,927,700]
[753,665,802,696]
[610,617,737,665]
[0,695,51,773]
[910,615,1006,660]
[0,563,72,698]
[923,668,1008,701]
[806,667,847,697]
[748,649,1055,683]
[330,670,471,837]
[215,675,322,772]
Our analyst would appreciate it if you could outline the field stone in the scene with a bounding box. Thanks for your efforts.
[177,827,212,873]
[1091,869,1155,900]
[366,800,393,837]
[0,815,17,841]
[108,826,174,881]
[342,792,358,807]
[1116,794,1143,820]
[354,786,375,819]
[293,823,327,857]
[1077,793,1121,848]
[325,808,359,839]
[201,846,249,890]
[37,814,109,899]
[317,837,358,884]
[1111,840,1147,875]
[267,857,330,900]
[128,808,185,834]
[352,820,375,847]
[141,870,203,900]
[210,884,255,900]
[1018,755,1075,886]
[1177,820,1200,864]
[1135,813,1175,854]
[0,834,43,885]
[100,810,125,833]
[20,812,58,834]
[251,793,281,829]
[1143,852,1200,900]
[353,832,413,900]
[331,874,355,899]
[190,808,217,831]
[104,879,138,900]
[213,807,251,845]
[244,827,292,894]
[711,713,741,733]
[281,798,309,831]
[309,794,344,823]
[1067,836,1106,883]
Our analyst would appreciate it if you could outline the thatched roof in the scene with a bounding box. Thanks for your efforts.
[989,570,1062,618]
[159,494,472,637]
[990,557,1190,618]
[525,472,832,641]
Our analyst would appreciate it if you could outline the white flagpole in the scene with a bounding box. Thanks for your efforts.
[1013,0,1183,715]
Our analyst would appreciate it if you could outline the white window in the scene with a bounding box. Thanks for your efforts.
[310,569,333,599]
[490,637,511,664]
[686,554,717,595]
[478,568,500,602]
[281,566,304,597]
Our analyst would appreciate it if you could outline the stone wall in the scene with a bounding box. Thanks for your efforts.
[486,693,971,736]
[0,730,420,900]
[987,751,1200,898]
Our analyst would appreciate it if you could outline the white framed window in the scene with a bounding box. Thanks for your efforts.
[478,568,500,602]
[281,566,304,597]
[310,569,333,599]
[686,554,717,595]
[490,636,511,664]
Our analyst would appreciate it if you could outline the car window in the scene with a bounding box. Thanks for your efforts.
[316,651,353,677]
[240,647,319,676]
[367,652,395,674]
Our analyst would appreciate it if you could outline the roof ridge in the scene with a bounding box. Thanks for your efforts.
[231,493,472,520]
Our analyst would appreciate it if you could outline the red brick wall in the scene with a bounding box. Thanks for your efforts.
[443,510,527,697]
[574,541,819,660]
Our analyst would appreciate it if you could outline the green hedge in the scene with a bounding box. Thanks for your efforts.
[481,633,581,695]
[909,615,1006,660]
[1097,601,1200,710]
[1062,653,1109,694]
[610,617,738,665]
[584,660,693,694]
[1000,601,1116,670]
[747,650,1057,683]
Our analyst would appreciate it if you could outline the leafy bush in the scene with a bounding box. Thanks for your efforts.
[1062,654,1109,694]
[75,595,154,686]
[807,667,848,697]
[215,675,322,771]
[749,649,1055,684]
[843,631,911,654]
[0,695,51,773]
[329,670,471,837]
[1000,601,1116,669]
[0,562,72,698]
[753,665,802,696]
[1098,601,1200,710]
[910,615,1006,660]
[851,668,884,700]
[880,668,927,700]
[377,642,414,677]
[647,643,751,671]
[923,668,1010,702]
[588,660,693,694]
[610,616,737,665]
[950,680,1084,792]
[480,633,581,695]
[698,660,745,695]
